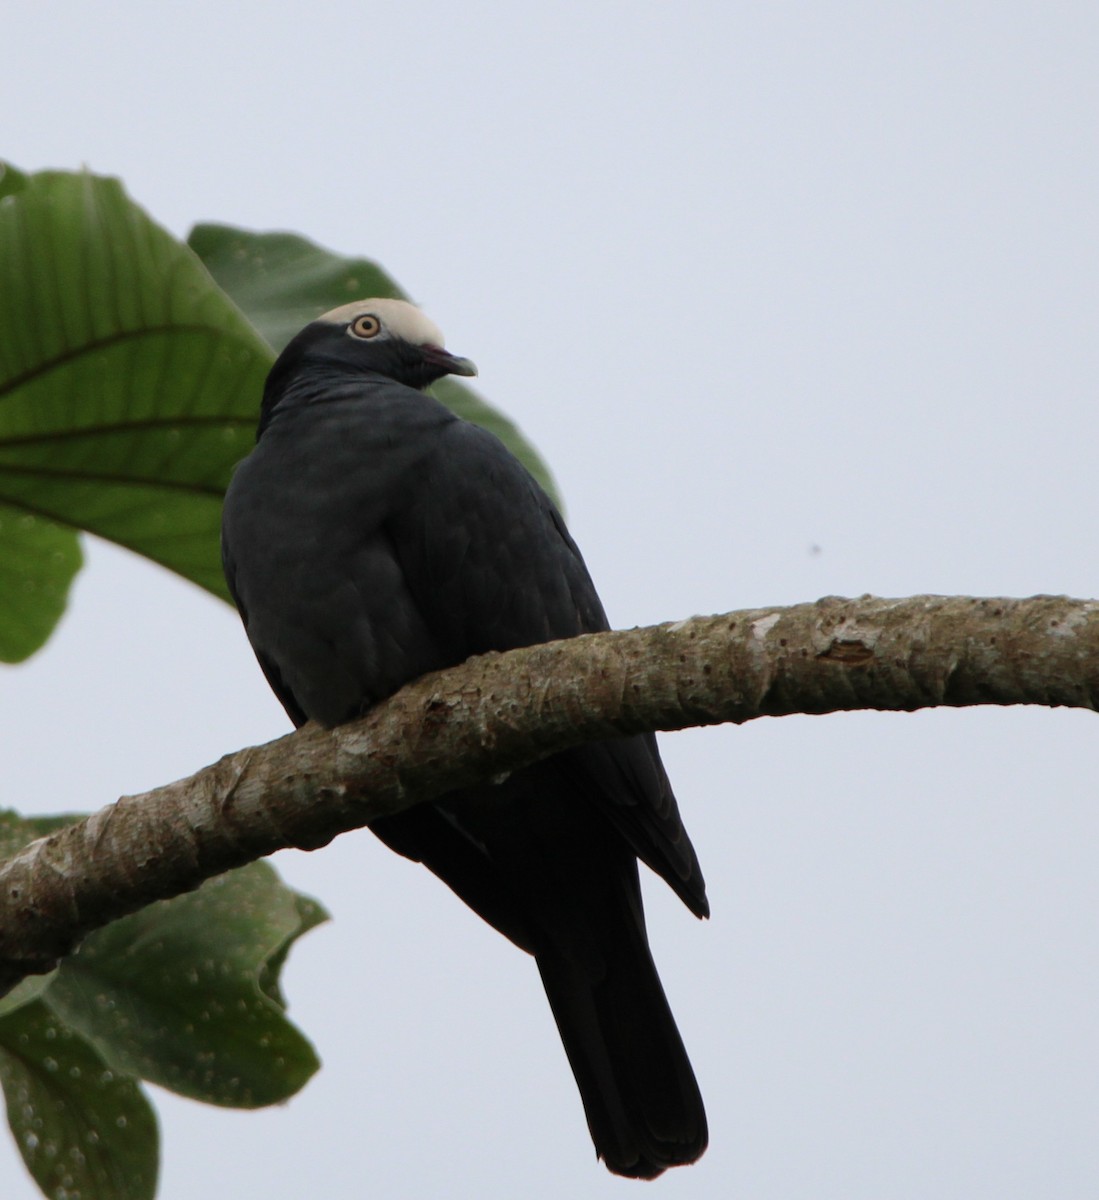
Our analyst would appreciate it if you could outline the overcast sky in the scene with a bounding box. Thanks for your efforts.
[5,3,1099,1197]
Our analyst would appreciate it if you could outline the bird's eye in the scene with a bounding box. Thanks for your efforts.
[350,314,382,339]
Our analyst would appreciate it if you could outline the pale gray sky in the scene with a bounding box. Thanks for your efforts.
[4,3,1099,1197]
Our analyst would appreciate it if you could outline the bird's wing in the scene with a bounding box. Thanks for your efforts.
[222,533,310,728]
[382,418,707,916]
[382,419,607,654]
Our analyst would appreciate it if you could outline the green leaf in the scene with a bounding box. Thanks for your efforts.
[0,975,57,1022]
[0,165,273,624]
[0,999,158,1200]
[0,169,85,658]
[189,222,563,507]
[0,510,82,662]
[43,863,327,1108]
[0,161,29,201]
[0,811,325,1192]
[256,890,329,1009]
[187,223,404,355]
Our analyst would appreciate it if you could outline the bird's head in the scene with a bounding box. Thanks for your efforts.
[261,297,477,424]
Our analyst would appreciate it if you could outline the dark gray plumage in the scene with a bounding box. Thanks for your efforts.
[221,298,708,1177]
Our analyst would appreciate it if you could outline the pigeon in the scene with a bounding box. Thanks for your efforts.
[221,297,708,1177]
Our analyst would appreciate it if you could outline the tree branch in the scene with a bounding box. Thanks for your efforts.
[2,593,1096,997]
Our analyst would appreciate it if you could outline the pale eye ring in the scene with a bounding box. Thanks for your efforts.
[350,313,382,339]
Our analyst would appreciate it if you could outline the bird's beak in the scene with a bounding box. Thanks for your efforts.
[421,344,478,378]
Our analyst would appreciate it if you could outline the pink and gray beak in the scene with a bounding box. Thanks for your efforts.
[421,343,478,378]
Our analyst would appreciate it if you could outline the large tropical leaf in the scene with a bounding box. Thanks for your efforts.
[0,811,325,1199]
[44,864,326,1108]
[0,510,82,662]
[0,164,273,660]
[186,224,402,355]
[0,1000,159,1200]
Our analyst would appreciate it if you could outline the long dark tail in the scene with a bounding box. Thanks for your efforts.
[534,868,707,1178]
[371,765,708,1175]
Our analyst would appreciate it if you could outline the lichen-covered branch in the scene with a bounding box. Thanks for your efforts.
[1,593,1096,997]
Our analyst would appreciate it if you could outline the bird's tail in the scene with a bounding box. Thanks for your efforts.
[533,871,707,1179]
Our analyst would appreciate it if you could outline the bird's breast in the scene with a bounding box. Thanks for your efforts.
[223,404,454,725]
